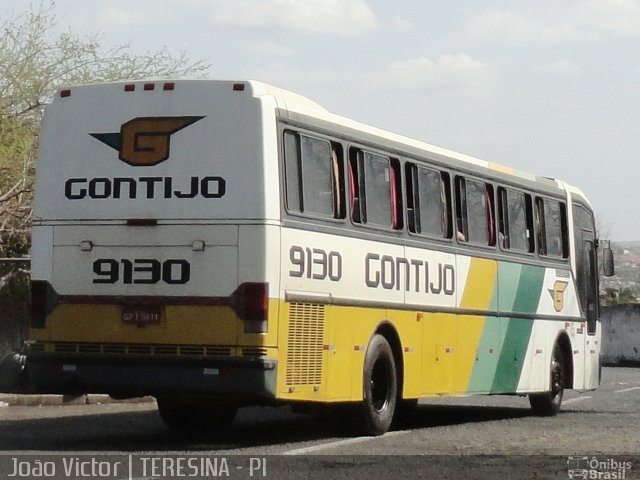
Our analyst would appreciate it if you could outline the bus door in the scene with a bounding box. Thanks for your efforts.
[576,230,600,388]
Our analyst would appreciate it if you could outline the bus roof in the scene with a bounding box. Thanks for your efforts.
[50,78,586,202]
[243,79,573,195]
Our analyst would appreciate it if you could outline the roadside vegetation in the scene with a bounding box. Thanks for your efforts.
[0,1,209,377]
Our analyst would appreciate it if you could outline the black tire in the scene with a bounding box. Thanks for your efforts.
[529,343,565,416]
[156,397,238,432]
[354,334,397,436]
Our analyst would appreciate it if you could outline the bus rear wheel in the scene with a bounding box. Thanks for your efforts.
[354,334,397,436]
[156,396,238,432]
[529,343,565,416]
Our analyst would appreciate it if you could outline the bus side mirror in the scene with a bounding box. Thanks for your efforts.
[603,246,615,277]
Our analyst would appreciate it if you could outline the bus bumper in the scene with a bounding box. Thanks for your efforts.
[24,354,277,402]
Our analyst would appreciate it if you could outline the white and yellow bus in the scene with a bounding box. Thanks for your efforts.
[27,80,613,435]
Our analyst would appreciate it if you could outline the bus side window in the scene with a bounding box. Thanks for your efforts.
[407,163,451,239]
[498,187,508,249]
[536,197,568,258]
[389,159,402,230]
[363,151,392,228]
[405,163,420,233]
[284,130,302,212]
[535,197,547,254]
[330,142,346,219]
[349,148,363,223]
[486,184,496,247]
[455,176,468,242]
[349,148,401,230]
[499,188,534,253]
[456,176,494,246]
[284,130,344,219]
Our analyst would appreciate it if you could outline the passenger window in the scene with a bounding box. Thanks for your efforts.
[283,131,344,219]
[455,177,495,246]
[536,198,568,258]
[498,188,534,252]
[349,148,401,229]
[406,163,451,238]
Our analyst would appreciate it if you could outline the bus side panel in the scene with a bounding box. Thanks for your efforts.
[405,246,457,396]
[584,322,602,389]
[275,301,391,402]
[276,228,407,402]
[454,257,498,395]
[420,313,456,395]
[491,264,545,393]
[516,264,585,392]
[515,319,556,393]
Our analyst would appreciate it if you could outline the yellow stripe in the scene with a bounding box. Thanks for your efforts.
[39,301,280,348]
[455,258,497,393]
[488,162,514,175]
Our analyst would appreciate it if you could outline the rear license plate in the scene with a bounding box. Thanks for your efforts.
[121,306,162,326]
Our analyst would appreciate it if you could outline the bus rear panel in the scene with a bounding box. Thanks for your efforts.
[28,80,282,403]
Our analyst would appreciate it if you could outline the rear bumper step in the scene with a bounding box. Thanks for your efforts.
[25,354,277,401]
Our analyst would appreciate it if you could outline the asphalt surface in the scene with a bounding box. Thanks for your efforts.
[0,367,638,479]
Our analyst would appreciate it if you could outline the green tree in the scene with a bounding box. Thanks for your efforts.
[618,288,638,304]
[0,2,209,256]
[600,287,618,306]
[602,287,638,306]
[0,3,209,384]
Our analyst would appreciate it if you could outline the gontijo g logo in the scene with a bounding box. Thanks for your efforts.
[65,115,225,200]
[91,116,204,166]
[549,280,569,313]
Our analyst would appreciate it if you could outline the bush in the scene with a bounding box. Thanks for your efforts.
[0,269,30,360]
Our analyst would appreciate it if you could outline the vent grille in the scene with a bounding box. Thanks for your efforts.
[180,346,205,356]
[29,343,45,353]
[36,342,232,357]
[152,345,178,355]
[242,347,268,357]
[206,346,232,356]
[103,344,126,354]
[78,344,101,354]
[286,302,325,386]
[128,345,152,355]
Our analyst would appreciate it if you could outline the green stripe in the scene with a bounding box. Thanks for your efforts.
[466,272,499,392]
[467,316,501,392]
[498,262,521,311]
[512,264,545,315]
[491,264,545,393]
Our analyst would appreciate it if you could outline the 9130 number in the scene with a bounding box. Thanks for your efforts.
[289,245,342,281]
[92,258,190,284]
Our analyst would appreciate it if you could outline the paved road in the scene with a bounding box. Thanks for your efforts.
[0,367,638,479]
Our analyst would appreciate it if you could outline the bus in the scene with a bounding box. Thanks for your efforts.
[26,79,613,435]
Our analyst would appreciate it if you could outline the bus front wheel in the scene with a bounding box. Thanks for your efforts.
[156,396,238,432]
[529,343,565,416]
[354,334,397,436]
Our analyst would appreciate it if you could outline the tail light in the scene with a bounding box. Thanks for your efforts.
[230,283,269,333]
[31,281,58,328]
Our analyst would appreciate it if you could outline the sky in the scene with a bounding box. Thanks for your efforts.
[4,0,640,241]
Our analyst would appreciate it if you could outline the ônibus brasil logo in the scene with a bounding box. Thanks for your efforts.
[91,116,204,166]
